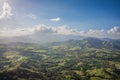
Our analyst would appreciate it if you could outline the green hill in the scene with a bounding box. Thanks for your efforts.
[0,37,120,80]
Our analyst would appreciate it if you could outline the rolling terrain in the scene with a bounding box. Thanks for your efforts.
[0,37,120,80]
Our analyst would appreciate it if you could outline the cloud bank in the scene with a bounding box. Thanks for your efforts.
[0,2,13,19]
[0,24,120,39]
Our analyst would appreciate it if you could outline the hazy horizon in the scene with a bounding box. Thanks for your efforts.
[0,0,120,40]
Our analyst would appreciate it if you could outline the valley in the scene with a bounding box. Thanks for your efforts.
[0,38,120,80]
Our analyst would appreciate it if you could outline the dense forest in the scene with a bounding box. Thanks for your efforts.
[0,38,120,80]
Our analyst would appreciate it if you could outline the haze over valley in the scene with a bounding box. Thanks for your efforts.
[0,0,120,80]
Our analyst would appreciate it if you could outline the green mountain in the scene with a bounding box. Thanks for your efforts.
[49,37,120,49]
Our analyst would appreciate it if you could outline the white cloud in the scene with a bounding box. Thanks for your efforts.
[0,2,13,20]
[77,27,120,39]
[0,24,120,39]
[107,26,120,34]
[57,25,78,35]
[33,24,57,34]
[0,24,77,37]
[26,13,37,19]
[50,17,61,22]
[33,24,78,35]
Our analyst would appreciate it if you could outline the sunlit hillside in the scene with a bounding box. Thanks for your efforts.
[0,0,120,80]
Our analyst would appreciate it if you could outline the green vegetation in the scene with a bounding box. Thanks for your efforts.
[0,38,120,80]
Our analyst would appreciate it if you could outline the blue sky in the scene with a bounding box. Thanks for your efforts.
[0,0,120,39]
[4,0,119,30]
